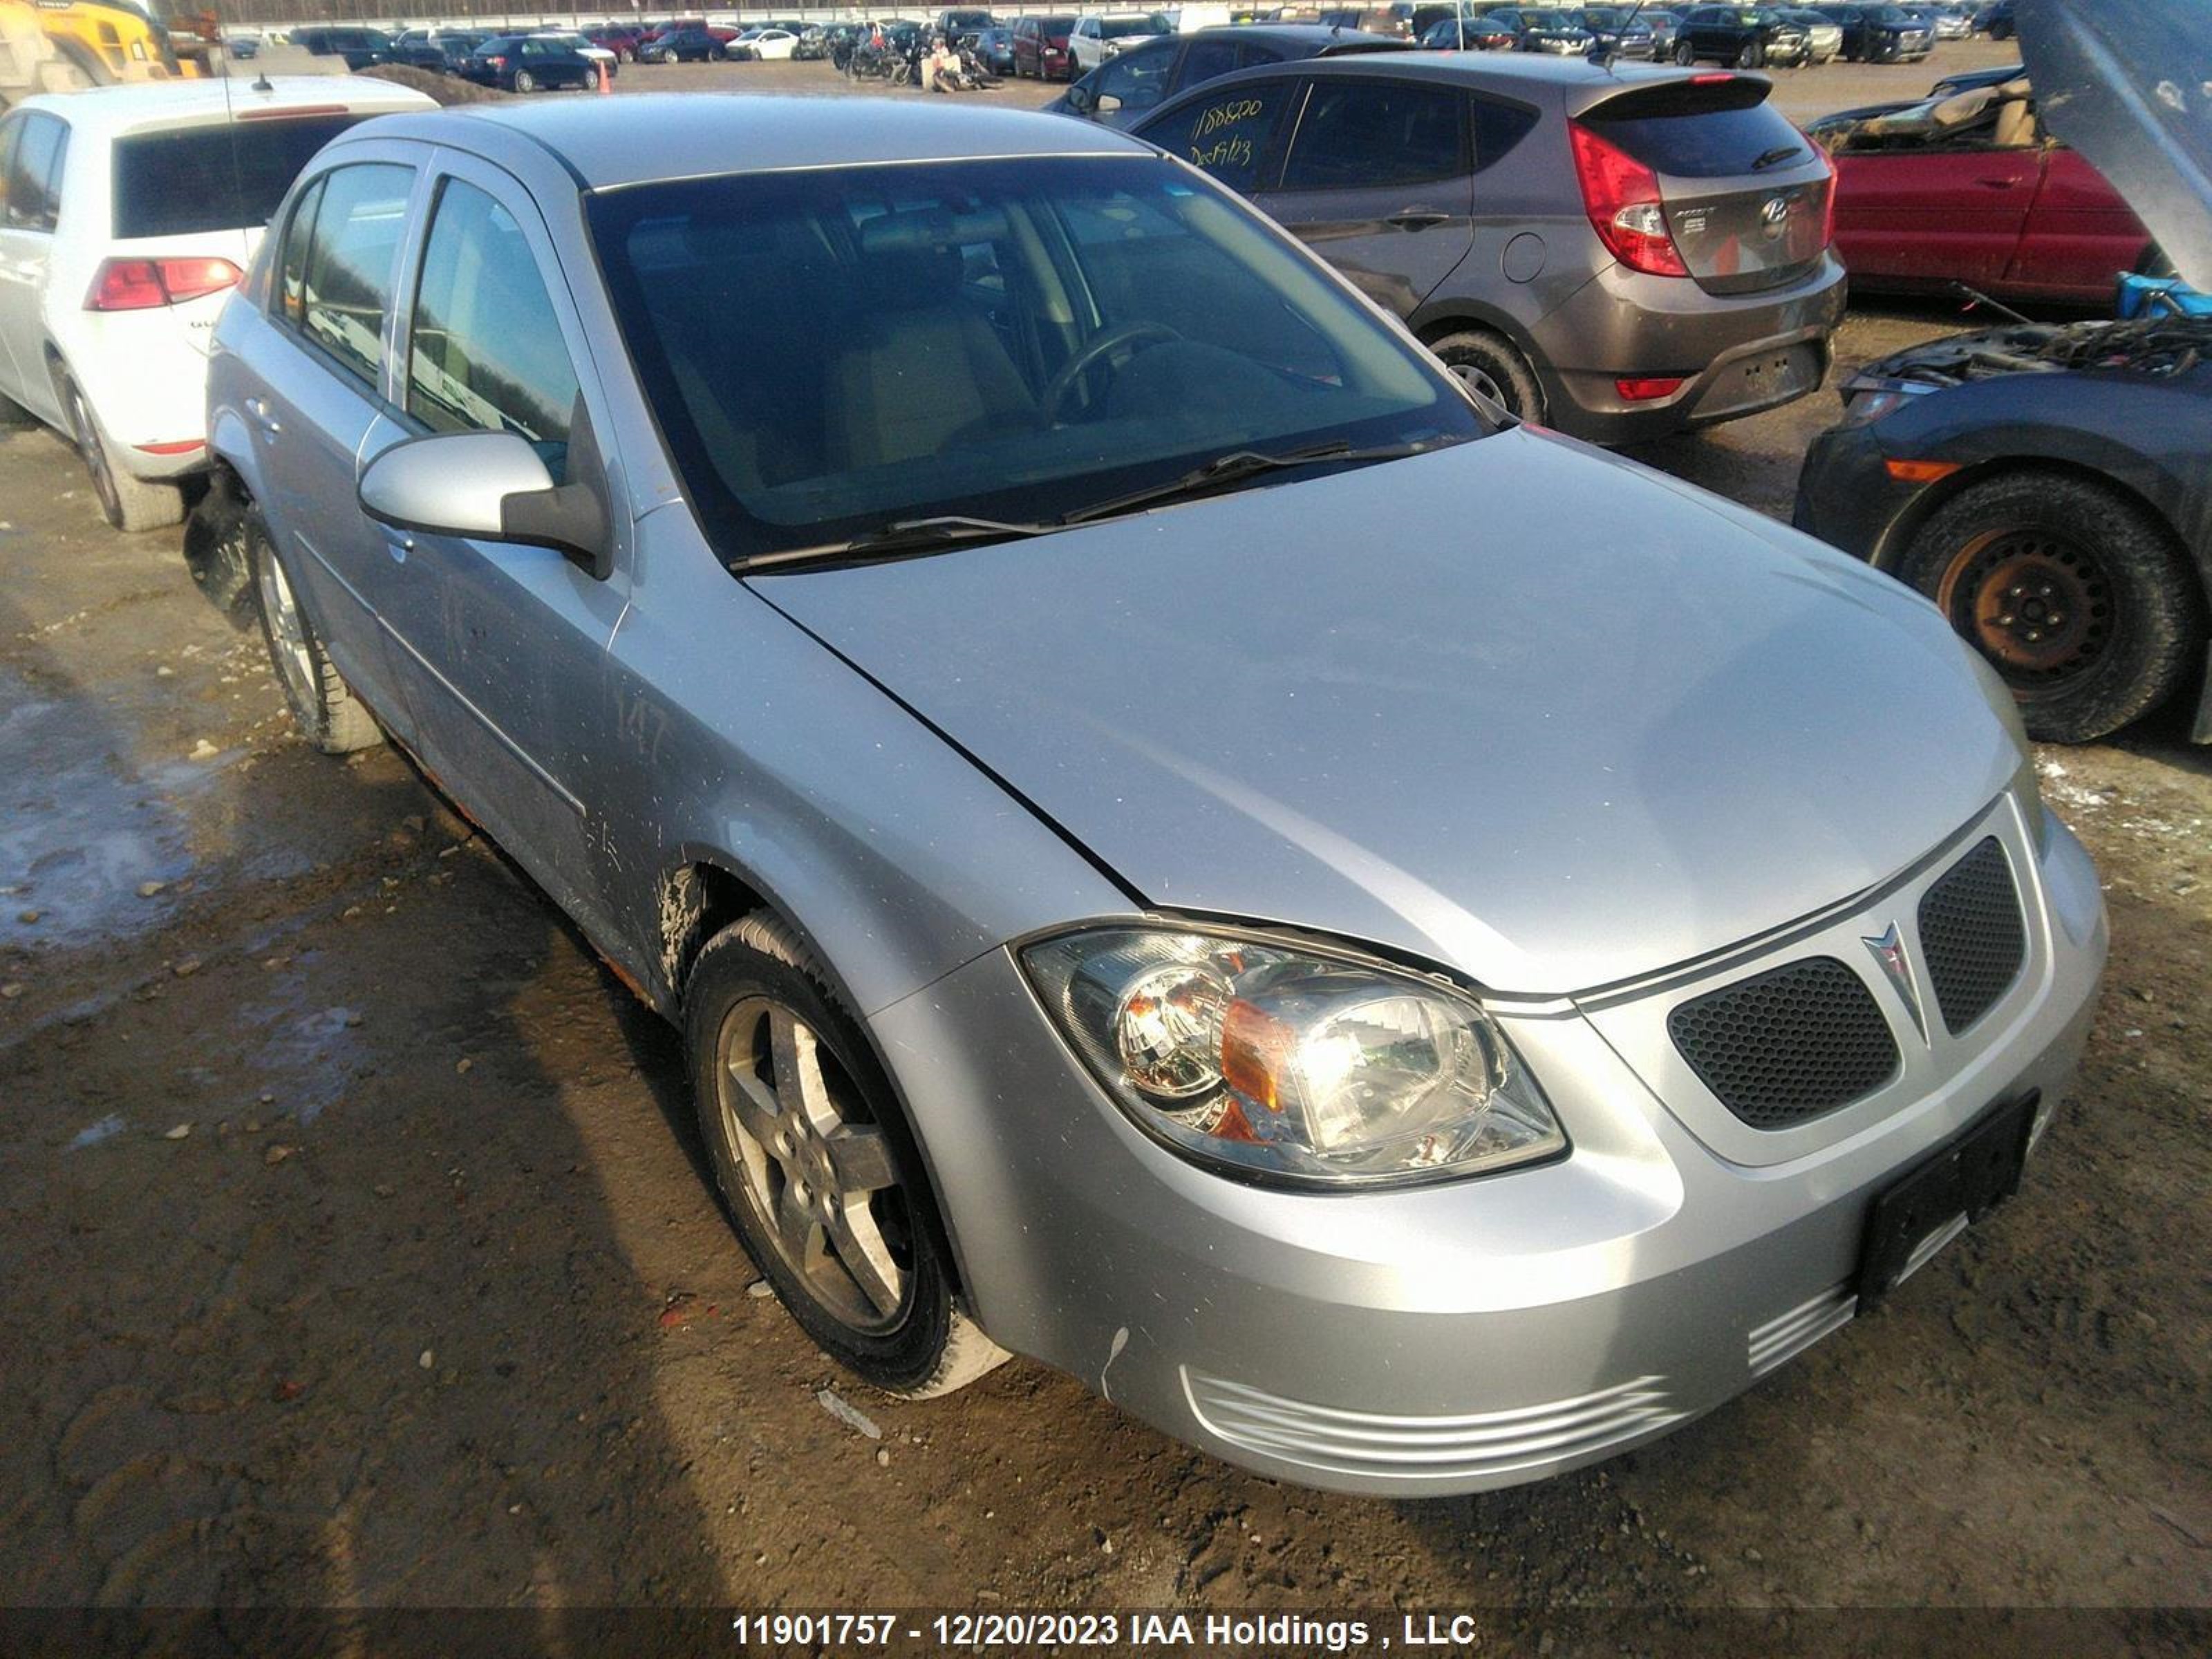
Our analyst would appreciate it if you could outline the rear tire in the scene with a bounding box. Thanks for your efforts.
[62,375,183,534]
[686,913,1010,1400]
[1427,328,1545,424]
[1736,40,1764,67]
[247,510,382,754]
[512,68,536,91]
[1674,39,1695,64]
[1900,472,2204,744]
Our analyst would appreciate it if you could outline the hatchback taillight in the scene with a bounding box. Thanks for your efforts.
[86,256,243,312]
[1568,120,1688,278]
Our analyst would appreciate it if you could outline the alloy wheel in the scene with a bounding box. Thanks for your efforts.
[66,386,121,526]
[713,995,914,1333]
[254,539,321,719]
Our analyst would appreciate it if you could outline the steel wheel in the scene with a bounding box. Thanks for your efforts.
[712,995,912,1333]
[513,68,536,91]
[1935,527,2112,689]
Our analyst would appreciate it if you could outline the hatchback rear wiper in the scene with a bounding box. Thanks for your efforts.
[747,514,1060,571]
[1062,440,1432,527]
[1750,144,1808,171]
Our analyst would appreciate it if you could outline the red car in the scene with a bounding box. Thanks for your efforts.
[1012,13,1075,79]
[1813,79,2155,304]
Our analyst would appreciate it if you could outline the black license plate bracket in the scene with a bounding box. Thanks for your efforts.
[1857,1091,2040,1307]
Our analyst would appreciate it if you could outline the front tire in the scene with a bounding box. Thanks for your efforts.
[247,510,382,754]
[686,914,1009,1400]
[1900,472,2204,743]
[1428,328,1545,423]
[62,375,182,533]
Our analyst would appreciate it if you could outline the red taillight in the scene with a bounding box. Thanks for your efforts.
[87,256,243,311]
[1568,121,1688,277]
[1690,72,1734,84]
[487,54,507,65]
[1616,376,1687,402]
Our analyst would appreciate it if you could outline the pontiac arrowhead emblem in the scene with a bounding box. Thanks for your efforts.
[1863,923,1928,1044]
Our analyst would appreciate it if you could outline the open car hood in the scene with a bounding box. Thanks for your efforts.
[2021,0,2212,287]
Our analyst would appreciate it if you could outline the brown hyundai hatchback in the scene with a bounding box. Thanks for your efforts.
[1131,52,1846,442]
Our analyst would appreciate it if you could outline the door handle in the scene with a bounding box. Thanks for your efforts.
[243,396,281,435]
[1388,211,1452,230]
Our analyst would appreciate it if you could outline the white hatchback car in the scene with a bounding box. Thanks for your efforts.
[0,75,433,530]
[1070,13,1170,73]
[735,27,801,59]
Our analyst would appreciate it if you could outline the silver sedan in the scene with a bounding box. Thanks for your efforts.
[201,95,2106,1494]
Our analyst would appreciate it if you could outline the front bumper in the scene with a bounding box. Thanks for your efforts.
[1792,415,1928,566]
[873,805,2106,1495]
[1530,252,1848,444]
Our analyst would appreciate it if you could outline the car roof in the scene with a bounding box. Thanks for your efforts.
[15,75,435,137]
[362,93,1154,190]
[1189,23,1405,46]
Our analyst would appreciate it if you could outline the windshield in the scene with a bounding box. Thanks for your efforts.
[588,156,1480,561]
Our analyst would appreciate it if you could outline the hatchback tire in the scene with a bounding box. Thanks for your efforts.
[1674,39,1695,63]
[62,375,182,533]
[1429,329,1544,424]
[513,68,536,91]
[1900,471,2204,744]
[247,510,382,754]
[686,912,1009,1400]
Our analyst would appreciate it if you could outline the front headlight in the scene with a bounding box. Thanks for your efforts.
[1021,926,1565,1187]
[1837,382,1937,428]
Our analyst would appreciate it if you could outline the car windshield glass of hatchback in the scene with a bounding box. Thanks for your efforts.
[113,117,366,238]
[588,156,1479,559]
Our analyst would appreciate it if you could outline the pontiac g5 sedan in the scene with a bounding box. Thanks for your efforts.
[202,96,2106,1494]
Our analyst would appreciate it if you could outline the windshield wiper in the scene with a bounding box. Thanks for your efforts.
[747,514,1060,571]
[1062,440,1432,527]
[1751,143,1808,171]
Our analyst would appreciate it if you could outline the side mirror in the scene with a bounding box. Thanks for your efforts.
[359,430,612,581]
[1096,91,1123,113]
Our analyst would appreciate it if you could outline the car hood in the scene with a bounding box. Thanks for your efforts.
[754,433,2020,995]
[2020,0,2212,286]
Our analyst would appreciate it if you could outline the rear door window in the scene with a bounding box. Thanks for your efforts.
[406,178,581,483]
[1277,79,1464,192]
[1143,81,1297,195]
[113,117,364,238]
[3,113,68,232]
[293,162,415,392]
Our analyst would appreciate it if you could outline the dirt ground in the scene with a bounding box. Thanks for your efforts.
[2,38,2209,1653]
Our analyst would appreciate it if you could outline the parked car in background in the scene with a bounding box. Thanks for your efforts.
[532,31,619,78]
[643,26,729,62]
[587,26,648,61]
[395,29,483,73]
[205,94,2103,1498]
[1484,7,1597,54]
[1642,9,1684,53]
[1815,3,1934,61]
[1913,3,1972,39]
[730,26,800,60]
[1797,0,2211,743]
[1051,21,1405,126]
[1012,14,1078,78]
[0,75,433,531]
[971,26,1018,73]
[1808,77,2154,303]
[225,33,262,60]
[1130,53,1844,439]
[1418,15,1519,50]
[1779,8,1845,60]
[1984,0,2015,40]
[460,35,601,91]
[1559,9,1660,58]
[291,25,397,70]
[1071,14,1171,75]
[937,7,996,36]
[1671,6,1811,66]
